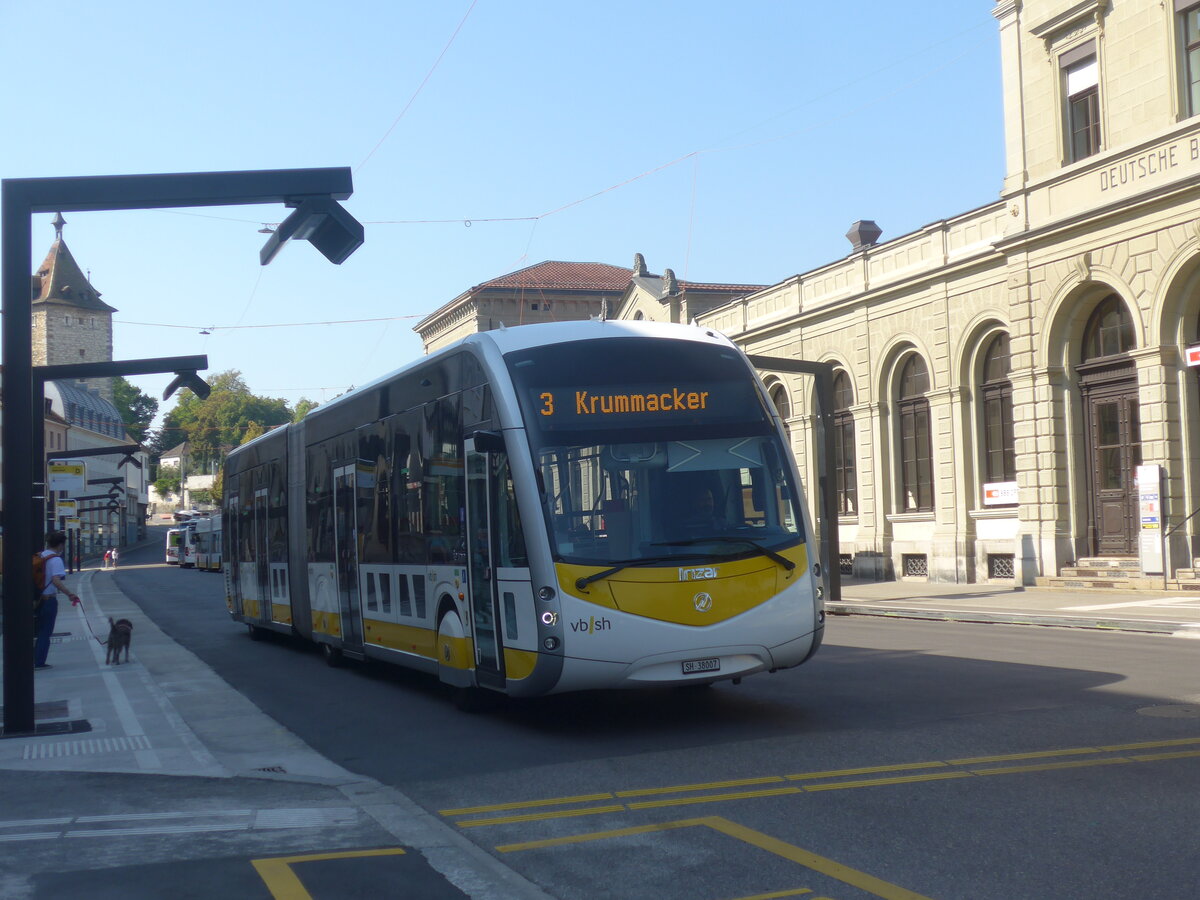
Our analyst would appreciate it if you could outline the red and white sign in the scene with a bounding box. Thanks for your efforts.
[1186,344,1200,367]
[982,481,1018,506]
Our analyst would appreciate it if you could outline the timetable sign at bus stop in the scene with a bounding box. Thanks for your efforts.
[48,460,86,493]
[55,499,78,519]
[1137,464,1164,576]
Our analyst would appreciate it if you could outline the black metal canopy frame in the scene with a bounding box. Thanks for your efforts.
[2,168,363,736]
[745,355,842,609]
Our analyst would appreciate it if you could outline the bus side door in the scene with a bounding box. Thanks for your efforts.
[332,463,365,653]
[465,436,532,690]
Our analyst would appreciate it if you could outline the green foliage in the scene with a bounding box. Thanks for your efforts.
[155,370,294,470]
[240,420,265,445]
[292,398,318,422]
[154,465,182,498]
[112,377,158,443]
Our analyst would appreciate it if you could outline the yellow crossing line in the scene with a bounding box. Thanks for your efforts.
[497,816,935,900]
[442,735,1200,828]
[252,848,406,900]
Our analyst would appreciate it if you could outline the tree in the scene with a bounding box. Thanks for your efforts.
[112,377,158,443]
[154,465,181,499]
[292,398,318,422]
[156,370,293,470]
[240,420,265,445]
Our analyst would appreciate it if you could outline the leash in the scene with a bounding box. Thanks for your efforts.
[72,597,110,646]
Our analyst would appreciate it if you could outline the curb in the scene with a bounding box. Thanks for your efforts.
[826,601,1189,635]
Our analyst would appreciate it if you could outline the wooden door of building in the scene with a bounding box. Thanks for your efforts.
[1082,380,1141,556]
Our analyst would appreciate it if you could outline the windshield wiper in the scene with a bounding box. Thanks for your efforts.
[575,553,711,591]
[652,537,796,572]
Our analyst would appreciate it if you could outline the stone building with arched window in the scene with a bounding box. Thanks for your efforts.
[698,0,1200,586]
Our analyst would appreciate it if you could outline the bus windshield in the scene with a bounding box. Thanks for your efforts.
[506,337,804,566]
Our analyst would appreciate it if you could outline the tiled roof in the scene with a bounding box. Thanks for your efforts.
[45,380,127,440]
[32,239,117,313]
[478,261,632,292]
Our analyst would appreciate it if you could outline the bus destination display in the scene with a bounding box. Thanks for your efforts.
[529,381,759,429]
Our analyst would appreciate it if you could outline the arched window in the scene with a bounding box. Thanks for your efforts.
[980,333,1015,485]
[769,383,791,445]
[833,371,856,515]
[897,355,933,512]
[1082,294,1135,360]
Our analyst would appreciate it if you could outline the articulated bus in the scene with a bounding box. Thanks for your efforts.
[222,320,825,698]
[193,515,223,572]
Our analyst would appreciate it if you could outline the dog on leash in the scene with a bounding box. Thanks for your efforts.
[105,618,133,665]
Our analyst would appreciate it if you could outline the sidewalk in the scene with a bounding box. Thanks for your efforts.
[830,577,1200,637]
[0,563,552,900]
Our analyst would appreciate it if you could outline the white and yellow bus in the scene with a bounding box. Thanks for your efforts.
[222,320,826,699]
[193,515,223,572]
[165,527,184,565]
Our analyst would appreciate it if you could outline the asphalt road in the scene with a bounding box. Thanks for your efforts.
[115,537,1200,900]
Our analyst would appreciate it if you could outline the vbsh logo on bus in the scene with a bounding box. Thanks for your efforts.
[570,616,612,634]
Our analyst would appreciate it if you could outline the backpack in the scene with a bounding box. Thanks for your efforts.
[32,552,54,611]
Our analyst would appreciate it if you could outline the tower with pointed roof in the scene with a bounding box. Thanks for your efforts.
[31,213,118,403]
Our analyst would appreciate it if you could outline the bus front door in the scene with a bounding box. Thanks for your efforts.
[465,441,505,690]
[332,464,365,653]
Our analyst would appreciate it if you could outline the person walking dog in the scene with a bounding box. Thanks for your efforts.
[35,531,80,669]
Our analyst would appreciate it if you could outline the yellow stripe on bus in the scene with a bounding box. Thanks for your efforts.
[362,619,438,660]
[556,544,808,626]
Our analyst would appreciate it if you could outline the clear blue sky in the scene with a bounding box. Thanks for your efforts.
[0,1,1003,427]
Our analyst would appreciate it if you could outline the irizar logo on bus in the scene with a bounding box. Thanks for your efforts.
[680,566,718,581]
[570,616,612,634]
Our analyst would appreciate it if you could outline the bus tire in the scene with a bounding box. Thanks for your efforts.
[322,642,345,668]
[436,610,472,689]
[452,685,493,712]
[247,624,264,642]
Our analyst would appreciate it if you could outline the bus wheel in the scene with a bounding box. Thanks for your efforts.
[436,610,471,689]
[247,624,264,642]
[452,685,494,712]
[322,642,345,668]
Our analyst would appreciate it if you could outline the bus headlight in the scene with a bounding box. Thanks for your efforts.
[543,636,560,651]
[538,586,556,602]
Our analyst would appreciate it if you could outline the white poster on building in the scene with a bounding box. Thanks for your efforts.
[1137,464,1164,576]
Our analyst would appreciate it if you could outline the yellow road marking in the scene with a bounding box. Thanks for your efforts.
[1130,749,1200,762]
[802,771,972,792]
[445,734,1200,828]
[457,804,625,828]
[947,746,1102,765]
[497,817,695,851]
[729,889,814,899]
[616,775,786,797]
[786,760,949,780]
[499,816,934,900]
[440,792,615,816]
[1100,736,1200,751]
[970,757,1132,776]
[627,786,803,810]
[252,848,406,900]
